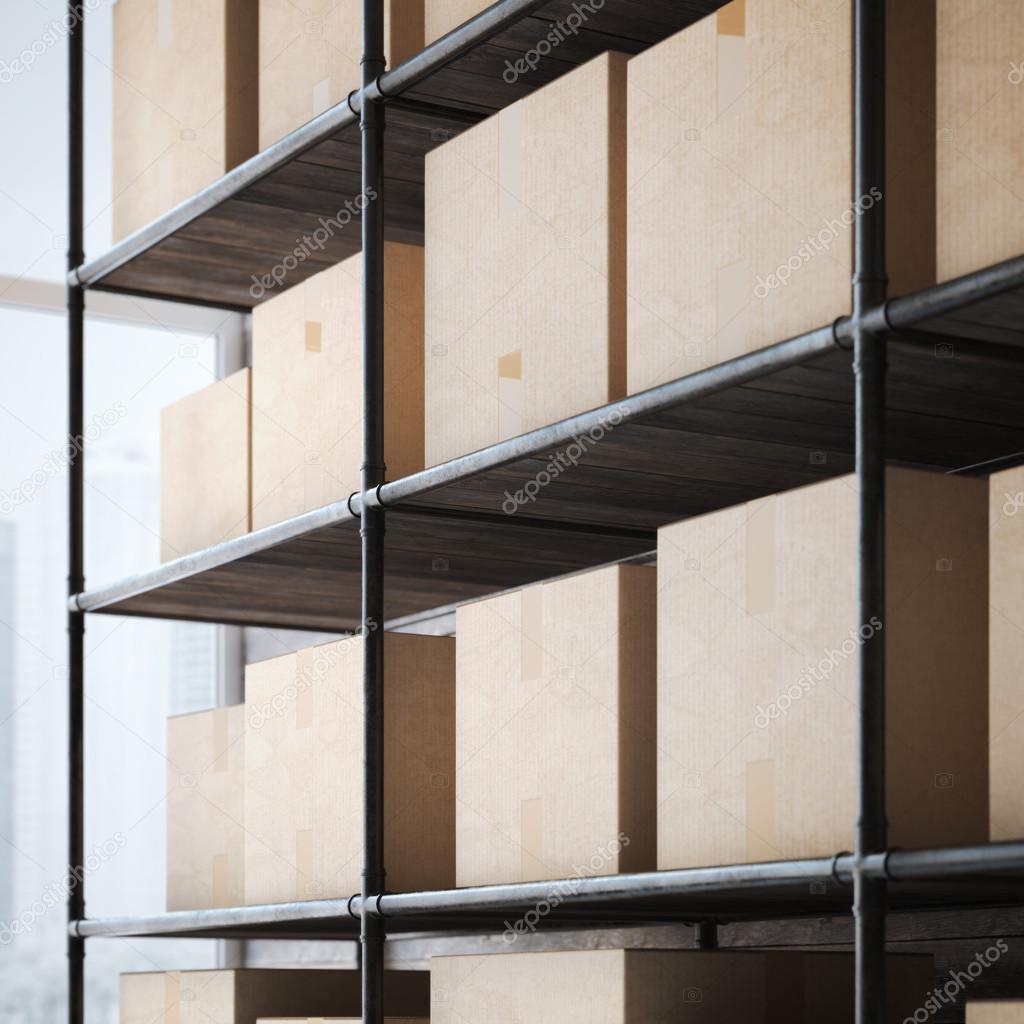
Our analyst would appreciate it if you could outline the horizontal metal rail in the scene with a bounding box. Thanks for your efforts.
[70,841,1024,939]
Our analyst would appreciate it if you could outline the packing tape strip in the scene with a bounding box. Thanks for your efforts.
[745,758,778,861]
[745,496,777,615]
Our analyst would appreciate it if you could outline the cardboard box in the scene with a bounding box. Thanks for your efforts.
[431,950,933,1023]
[627,0,936,394]
[259,0,423,149]
[121,970,428,1024]
[425,52,627,467]
[969,1003,1024,1024]
[244,632,454,904]
[938,1,1024,282]
[160,368,251,561]
[166,705,245,911]
[659,468,988,869]
[251,244,423,529]
[990,465,1024,840]
[426,0,485,43]
[113,0,257,240]
[455,564,655,887]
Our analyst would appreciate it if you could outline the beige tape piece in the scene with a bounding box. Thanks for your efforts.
[745,759,778,861]
[717,0,745,36]
[520,586,545,682]
[499,103,524,215]
[312,77,332,118]
[498,351,525,441]
[745,496,776,615]
[520,797,544,880]
[296,828,315,899]
[305,321,323,353]
[716,0,746,120]
[295,684,314,730]
[164,972,182,1024]
[158,0,174,49]
[212,707,229,774]
[212,852,230,908]
[715,259,751,362]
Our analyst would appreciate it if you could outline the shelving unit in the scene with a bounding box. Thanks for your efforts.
[63,1,1024,1022]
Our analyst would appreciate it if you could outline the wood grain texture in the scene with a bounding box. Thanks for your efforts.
[259,0,424,150]
[627,0,936,394]
[455,564,655,886]
[166,705,245,911]
[112,0,258,240]
[425,51,628,466]
[938,0,1024,283]
[243,633,455,904]
[160,368,251,562]
[251,243,424,529]
[658,467,989,869]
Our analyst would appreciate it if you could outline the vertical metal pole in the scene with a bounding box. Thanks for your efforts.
[67,3,86,1023]
[853,0,888,1021]
[359,1,386,1023]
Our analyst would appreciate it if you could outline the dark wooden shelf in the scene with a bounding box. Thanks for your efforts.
[76,0,725,309]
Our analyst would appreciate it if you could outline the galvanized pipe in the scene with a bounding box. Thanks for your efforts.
[67,1,86,1022]
[360,1,387,1022]
[852,0,889,1020]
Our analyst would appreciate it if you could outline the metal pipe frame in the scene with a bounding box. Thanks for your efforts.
[852,0,888,1020]
[359,2,387,1023]
[67,2,86,1022]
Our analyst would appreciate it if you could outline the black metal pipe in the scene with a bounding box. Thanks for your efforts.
[67,2,86,1023]
[360,1,387,1023]
[852,0,888,1021]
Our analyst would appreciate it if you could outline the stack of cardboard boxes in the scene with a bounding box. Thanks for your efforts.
[115,0,1024,1018]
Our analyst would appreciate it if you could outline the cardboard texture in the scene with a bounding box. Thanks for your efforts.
[166,705,245,911]
[627,0,936,394]
[425,0,485,43]
[251,244,424,529]
[160,368,251,562]
[430,949,933,1023]
[455,565,656,887]
[120,970,429,1024]
[990,465,1024,841]
[938,0,1024,282]
[113,0,258,240]
[425,52,627,467]
[259,0,423,148]
[658,468,989,869]
[969,1004,1024,1024]
[244,632,455,904]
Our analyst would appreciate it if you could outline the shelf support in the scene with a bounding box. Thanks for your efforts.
[853,0,888,1021]
[360,2,387,1024]
[67,2,86,1023]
